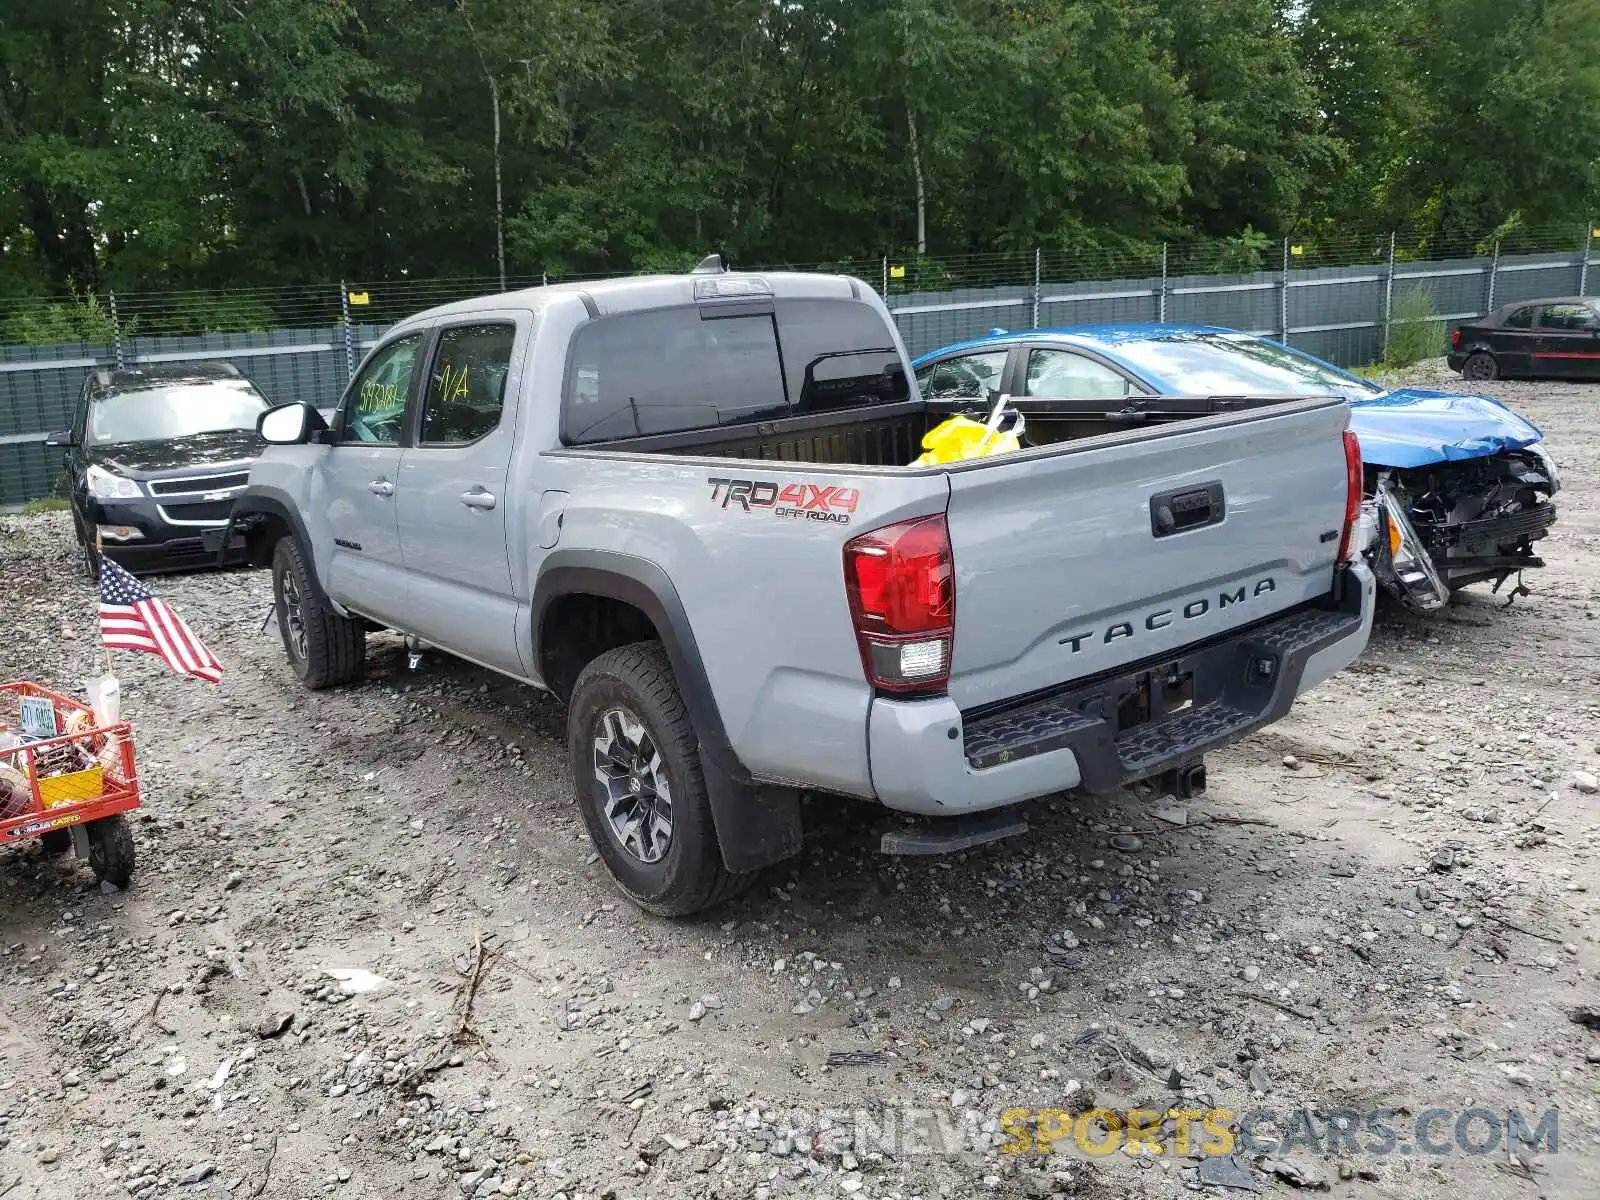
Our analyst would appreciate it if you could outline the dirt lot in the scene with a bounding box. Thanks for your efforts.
[2,363,1598,1200]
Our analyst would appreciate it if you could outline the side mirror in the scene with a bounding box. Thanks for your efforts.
[44,429,74,448]
[258,402,328,445]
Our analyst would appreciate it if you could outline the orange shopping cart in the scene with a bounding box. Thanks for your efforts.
[0,682,139,886]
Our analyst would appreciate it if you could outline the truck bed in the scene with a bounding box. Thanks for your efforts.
[577,395,1315,467]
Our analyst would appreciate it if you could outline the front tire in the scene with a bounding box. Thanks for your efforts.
[271,537,365,689]
[1462,351,1499,381]
[87,815,135,887]
[568,642,753,916]
[74,521,101,583]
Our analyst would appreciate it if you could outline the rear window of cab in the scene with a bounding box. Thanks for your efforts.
[561,299,906,444]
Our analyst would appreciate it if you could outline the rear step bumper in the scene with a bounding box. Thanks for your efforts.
[867,562,1374,816]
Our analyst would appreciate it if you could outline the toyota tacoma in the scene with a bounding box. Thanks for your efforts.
[221,262,1377,915]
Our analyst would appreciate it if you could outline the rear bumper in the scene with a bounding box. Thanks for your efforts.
[867,563,1375,815]
[1446,353,1468,373]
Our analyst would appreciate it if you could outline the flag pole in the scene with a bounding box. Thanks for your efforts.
[94,528,113,680]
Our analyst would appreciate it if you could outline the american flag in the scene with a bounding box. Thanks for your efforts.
[98,556,224,683]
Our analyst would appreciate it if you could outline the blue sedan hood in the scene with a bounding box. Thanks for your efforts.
[1349,387,1545,469]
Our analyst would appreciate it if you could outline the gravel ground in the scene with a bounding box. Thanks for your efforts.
[2,363,1598,1200]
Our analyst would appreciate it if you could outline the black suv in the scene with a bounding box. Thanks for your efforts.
[46,362,272,576]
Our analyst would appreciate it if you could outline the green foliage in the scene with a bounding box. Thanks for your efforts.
[135,294,281,337]
[1207,225,1275,273]
[21,497,70,516]
[2,0,1598,292]
[0,288,123,346]
[1477,211,1526,255]
[1384,288,1445,369]
[1299,0,1600,246]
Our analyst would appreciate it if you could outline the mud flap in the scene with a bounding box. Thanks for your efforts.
[700,754,804,873]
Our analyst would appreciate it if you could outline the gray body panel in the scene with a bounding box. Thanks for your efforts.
[322,444,407,623]
[392,307,534,676]
[941,398,1350,710]
[241,269,1375,817]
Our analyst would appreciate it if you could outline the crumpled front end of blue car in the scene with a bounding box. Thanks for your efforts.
[1348,385,1559,611]
[1363,440,1558,611]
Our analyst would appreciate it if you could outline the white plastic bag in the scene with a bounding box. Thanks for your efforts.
[83,674,123,772]
[83,674,120,726]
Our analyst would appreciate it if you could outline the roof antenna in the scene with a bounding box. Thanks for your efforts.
[692,253,730,275]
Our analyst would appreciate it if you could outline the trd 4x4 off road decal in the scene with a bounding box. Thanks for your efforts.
[707,477,860,525]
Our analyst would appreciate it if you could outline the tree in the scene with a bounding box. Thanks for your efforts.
[1298,0,1600,246]
[1159,0,1336,237]
[4,0,1599,299]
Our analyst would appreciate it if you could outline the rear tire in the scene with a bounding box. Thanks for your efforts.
[568,642,754,916]
[87,815,134,887]
[1462,351,1499,382]
[271,537,366,690]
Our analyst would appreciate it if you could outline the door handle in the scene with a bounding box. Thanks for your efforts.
[368,479,394,497]
[459,487,497,511]
[1149,481,1225,537]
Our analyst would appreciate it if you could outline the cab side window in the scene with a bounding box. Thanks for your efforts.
[1505,306,1536,329]
[343,334,424,445]
[915,351,1007,400]
[420,324,515,446]
[562,307,789,444]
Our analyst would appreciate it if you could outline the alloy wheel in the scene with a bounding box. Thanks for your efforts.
[280,566,309,661]
[591,705,674,864]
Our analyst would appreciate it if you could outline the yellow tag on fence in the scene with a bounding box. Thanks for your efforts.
[348,291,371,305]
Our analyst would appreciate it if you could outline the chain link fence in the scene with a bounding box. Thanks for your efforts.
[3,222,1596,507]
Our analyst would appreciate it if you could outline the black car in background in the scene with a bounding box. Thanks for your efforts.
[1448,296,1600,381]
[46,362,271,576]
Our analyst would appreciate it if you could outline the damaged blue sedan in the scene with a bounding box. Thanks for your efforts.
[911,325,1559,611]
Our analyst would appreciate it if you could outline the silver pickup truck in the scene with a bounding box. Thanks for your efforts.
[227,261,1376,914]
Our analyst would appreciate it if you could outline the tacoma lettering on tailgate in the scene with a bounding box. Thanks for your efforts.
[1059,577,1278,653]
[707,477,860,525]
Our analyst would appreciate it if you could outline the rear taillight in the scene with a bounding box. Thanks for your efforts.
[1450,327,1462,350]
[843,514,954,694]
[1335,429,1363,564]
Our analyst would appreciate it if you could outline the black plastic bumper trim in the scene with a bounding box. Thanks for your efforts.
[1432,504,1555,549]
[961,579,1364,792]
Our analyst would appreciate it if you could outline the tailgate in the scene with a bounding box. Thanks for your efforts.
[944,398,1351,711]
